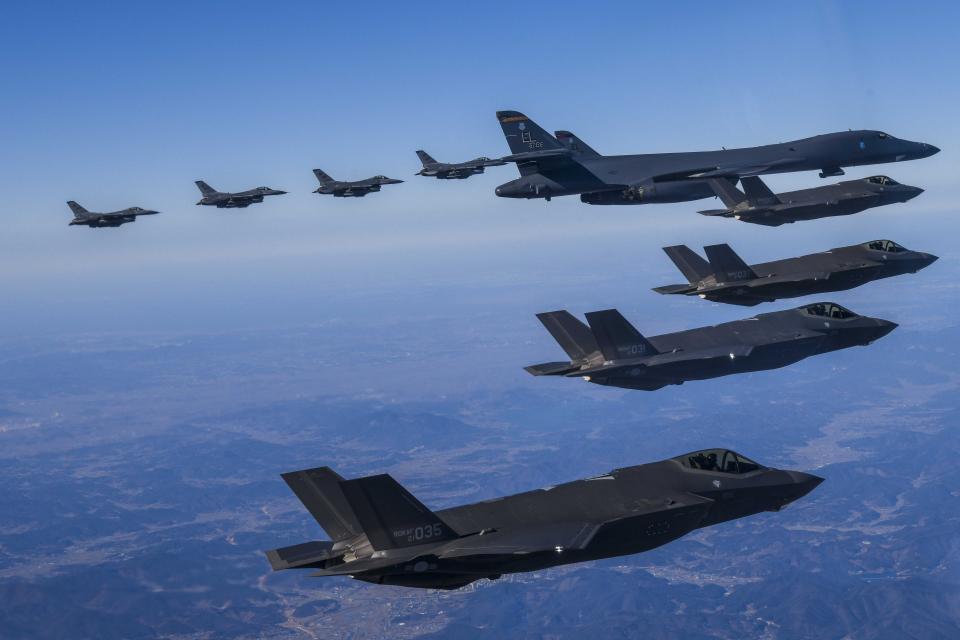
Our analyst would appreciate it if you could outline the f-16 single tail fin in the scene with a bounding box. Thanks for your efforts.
[740,176,780,204]
[194,180,217,196]
[497,110,564,155]
[663,245,712,284]
[704,244,757,282]
[416,150,437,166]
[706,179,748,209]
[554,130,601,157]
[536,311,601,362]
[66,201,89,218]
[585,309,659,361]
[338,474,459,551]
[313,169,335,185]
[281,467,363,542]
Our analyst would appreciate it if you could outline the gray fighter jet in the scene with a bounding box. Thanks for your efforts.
[493,110,938,203]
[67,201,159,228]
[312,168,403,197]
[699,175,924,225]
[415,150,506,179]
[655,240,937,306]
[266,451,822,590]
[194,181,286,208]
[527,304,896,391]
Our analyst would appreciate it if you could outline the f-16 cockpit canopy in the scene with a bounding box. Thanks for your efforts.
[865,239,905,253]
[865,175,899,186]
[676,449,765,474]
[802,303,859,319]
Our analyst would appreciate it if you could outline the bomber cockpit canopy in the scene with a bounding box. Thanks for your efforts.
[675,449,765,474]
[864,239,905,253]
[802,302,859,319]
[865,176,899,186]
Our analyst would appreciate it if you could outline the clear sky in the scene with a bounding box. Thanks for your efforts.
[0,0,957,337]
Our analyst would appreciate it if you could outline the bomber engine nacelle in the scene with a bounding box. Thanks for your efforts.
[495,178,553,200]
[581,184,655,205]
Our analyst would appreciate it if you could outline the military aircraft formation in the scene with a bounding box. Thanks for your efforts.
[58,107,937,589]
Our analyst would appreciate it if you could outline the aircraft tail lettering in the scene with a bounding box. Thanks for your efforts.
[704,244,757,282]
[585,309,659,361]
[496,110,564,155]
[338,474,459,551]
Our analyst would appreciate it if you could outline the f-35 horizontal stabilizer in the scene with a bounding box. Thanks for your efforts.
[585,309,659,361]
[704,244,757,282]
[338,474,459,551]
[266,540,336,571]
[525,361,583,376]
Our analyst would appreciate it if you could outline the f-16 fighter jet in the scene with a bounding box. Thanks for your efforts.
[194,181,286,209]
[312,168,403,197]
[527,304,896,391]
[654,240,937,306]
[265,451,822,590]
[699,175,924,225]
[67,201,159,228]
[493,110,938,203]
[415,150,506,179]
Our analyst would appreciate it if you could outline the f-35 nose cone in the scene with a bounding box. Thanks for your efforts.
[786,471,825,500]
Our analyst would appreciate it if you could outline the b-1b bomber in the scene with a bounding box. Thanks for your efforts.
[265,450,821,589]
[67,201,159,228]
[655,240,937,306]
[527,303,896,391]
[493,109,938,204]
[699,175,924,225]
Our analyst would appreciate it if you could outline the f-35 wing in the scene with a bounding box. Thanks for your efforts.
[438,521,600,558]
[569,344,755,375]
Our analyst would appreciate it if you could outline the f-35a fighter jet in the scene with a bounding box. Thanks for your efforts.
[266,451,822,589]
[415,150,506,179]
[494,110,938,203]
[194,181,286,208]
[527,304,896,391]
[67,201,159,228]
[312,169,403,197]
[654,240,937,306]
[699,175,924,225]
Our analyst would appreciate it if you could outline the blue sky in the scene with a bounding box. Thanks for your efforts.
[0,1,956,337]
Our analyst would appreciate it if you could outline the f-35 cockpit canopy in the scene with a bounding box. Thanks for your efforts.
[803,303,859,319]
[675,449,765,474]
[865,176,900,186]
[865,239,905,253]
